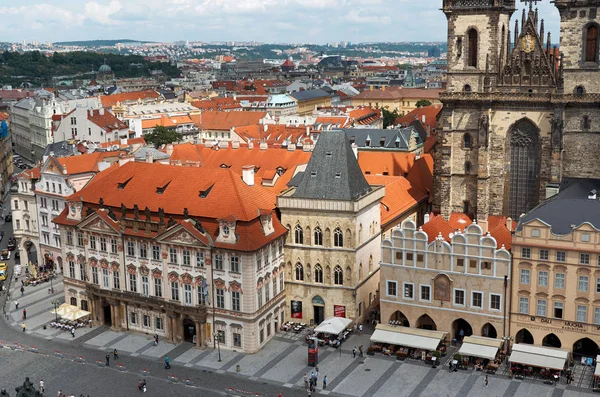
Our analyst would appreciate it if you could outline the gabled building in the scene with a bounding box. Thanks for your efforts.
[278,130,385,325]
[53,162,287,353]
[290,89,332,115]
[10,167,41,266]
[53,107,131,144]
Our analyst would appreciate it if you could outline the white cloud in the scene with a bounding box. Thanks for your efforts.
[84,0,123,25]
[343,10,390,25]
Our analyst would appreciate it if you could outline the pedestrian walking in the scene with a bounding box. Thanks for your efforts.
[304,374,308,389]
[70,326,75,338]
[113,349,119,360]
[353,346,357,358]
[57,390,61,397]
[358,324,363,334]
[22,308,26,320]
[105,353,110,366]
[39,379,44,393]
[165,356,170,369]
[21,322,26,332]
[142,379,147,393]
[323,375,327,389]
[359,345,363,357]
[138,380,142,391]
[20,286,24,296]
[153,334,158,346]
[484,375,489,387]
[21,280,24,287]
[315,365,319,376]
[14,300,18,309]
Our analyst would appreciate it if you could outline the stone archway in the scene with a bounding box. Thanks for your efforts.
[515,328,534,344]
[389,310,410,327]
[182,318,196,343]
[24,240,37,265]
[481,323,497,339]
[573,337,600,360]
[416,314,436,330]
[542,333,562,348]
[452,318,473,340]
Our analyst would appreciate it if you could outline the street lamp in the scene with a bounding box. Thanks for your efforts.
[214,333,221,362]
[51,299,60,323]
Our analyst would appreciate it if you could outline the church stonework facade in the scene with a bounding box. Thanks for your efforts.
[434,0,600,220]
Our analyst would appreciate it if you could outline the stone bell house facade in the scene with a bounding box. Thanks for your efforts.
[278,130,385,326]
[54,161,286,353]
[380,218,512,341]
[434,0,600,221]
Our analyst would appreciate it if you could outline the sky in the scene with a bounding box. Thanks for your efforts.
[0,0,560,44]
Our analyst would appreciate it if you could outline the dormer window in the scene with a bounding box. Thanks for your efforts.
[223,225,230,236]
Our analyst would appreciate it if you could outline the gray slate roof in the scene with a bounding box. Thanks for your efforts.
[516,178,600,234]
[290,89,330,102]
[292,130,371,201]
[342,127,423,150]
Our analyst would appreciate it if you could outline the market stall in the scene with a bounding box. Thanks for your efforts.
[369,324,447,362]
[458,336,504,372]
[508,343,569,381]
[309,316,353,347]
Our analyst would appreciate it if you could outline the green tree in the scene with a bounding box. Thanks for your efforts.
[415,99,432,108]
[144,126,183,148]
[382,108,401,129]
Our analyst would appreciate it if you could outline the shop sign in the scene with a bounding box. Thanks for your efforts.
[334,305,346,318]
[291,300,302,319]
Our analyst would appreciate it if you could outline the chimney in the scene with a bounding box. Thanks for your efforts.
[248,141,254,150]
[506,217,513,232]
[145,150,153,163]
[166,144,174,156]
[259,141,268,150]
[99,108,105,115]
[242,165,255,186]
[423,213,430,224]
[478,219,489,234]
[232,140,240,149]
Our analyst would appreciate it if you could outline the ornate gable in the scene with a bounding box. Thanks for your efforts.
[157,224,210,247]
[42,157,65,176]
[499,7,557,89]
[79,213,119,234]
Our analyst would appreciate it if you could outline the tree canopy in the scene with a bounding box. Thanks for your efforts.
[144,126,183,148]
[382,108,401,129]
[415,99,432,108]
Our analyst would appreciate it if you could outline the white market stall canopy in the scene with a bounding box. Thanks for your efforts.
[370,324,447,351]
[458,336,504,360]
[595,355,600,377]
[314,317,353,335]
[508,343,570,371]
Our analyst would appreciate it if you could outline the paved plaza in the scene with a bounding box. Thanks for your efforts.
[4,273,599,397]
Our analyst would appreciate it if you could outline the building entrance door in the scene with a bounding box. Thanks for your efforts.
[103,304,112,326]
[313,306,324,325]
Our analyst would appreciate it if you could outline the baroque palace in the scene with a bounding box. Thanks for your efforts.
[434,0,600,220]
[54,161,286,353]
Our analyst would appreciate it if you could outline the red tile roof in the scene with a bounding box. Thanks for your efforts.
[87,109,128,131]
[98,137,146,149]
[100,90,160,108]
[357,151,418,177]
[421,213,511,248]
[406,154,433,195]
[55,151,122,175]
[395,105,442,131]
[421,214,455,243]
[16,167,41,180]
[191,97,242,111]
[365,175,428,227]
[233,124,308,145]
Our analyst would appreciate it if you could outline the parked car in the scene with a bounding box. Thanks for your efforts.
[0,263,6,281]
[4,215,11,222]
[1,250,10,260]
[7,239,16,251]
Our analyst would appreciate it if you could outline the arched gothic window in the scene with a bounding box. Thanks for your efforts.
[463,84,472,93]
[463,133,472,149]
[508,119,541,219]
[334,266,343,285]
[294,225,303,245]
[585,25,599,63]
[467,29,478,67]
[295,263,304,281]
[314,227,323,246]
[333,228,344,247]
[314,264,323,283]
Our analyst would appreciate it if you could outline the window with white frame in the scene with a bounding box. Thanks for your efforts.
[230,256,239,272]
[183,250,191,266]
[155,316,163,330]
[152,245,160,261]
[68,261,75,278]
[403,283,414,299]
[233,332,242,347]
[196,251,204,267]
[92,267,99,284]
[198,284,207,305]
[143,315,150,327]
[102,269,109,288]
[595,308,600,325]
[265,282,270,302]
[579,275,589,292]
[232,291,240,312]
[519,297,529,314]
[77,233,84,247]
[79,263,85,281]
[553,301,564,319]
[113,271,120,289]
[596,278,600,293]
[471,291,483,308]
[581,253,591,265]
[490,294,501,310]
[215,254,223,270]
[420,285,431,301]
[129,273,137,293]
[100,237,107,252]
[258,286,263,308]
[216,288,225,309]
[536,299,547,317]
[169,248,177,263]
[154,278,162,297]
[256,253,262,271]
[539,249,549,260]
[141,276,149,296]
[111,239,118,254]
[171,281,179,301]
[279,274,284,292]
[184,284,192,305]
[577,305,587,322]
[127,241,135,257]
[264,249,269,266]
[66,230,73,246]
[89,236,97,250]
[130,311,137,325]
[538,271,548,287]
[555,273,565,289]
[556,251,566,262]
[139,243,147,258]
[273,277,277,296]
[387,281,397,297]
[520,269,530,284]
[454,289,465,306]
[521,248,531,258]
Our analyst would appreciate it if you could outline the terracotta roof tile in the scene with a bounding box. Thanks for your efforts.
[195,111,267,131]
[87,109,128,131]
[395,105,442,130]
[365,175,427,227]
[100,90,160,108]
[421,214,455,243]
[55,151,122,175]
[357,151,417,176]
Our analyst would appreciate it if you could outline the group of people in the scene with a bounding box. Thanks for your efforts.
[303,367,327,395]
[352,345,364,358]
